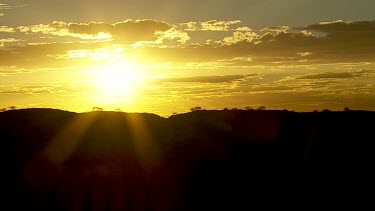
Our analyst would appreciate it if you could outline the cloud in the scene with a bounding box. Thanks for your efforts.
[249,85,294,92]
[206,20,375,64]
[201,20,241,31]
[261,26,289,33]
[18,19,173,44]
[180,20,241,31]
[0,38,20,43]
[301,20,375,33]
[298,72,354,79]
[218,27,259,45]
[297,70,375,79]
[0,3,11,9]
[4,20,375,67]
[0,26,15,32]
[0,3,10,17]
[18,21,112,40]
[0,84,78,95]
[159,74,257,83]
[180,22,198,31]
[356,69,375,75]
[0,42,113,68]
[145,20,375,65]
[0,38,20,47]
[0,66,31,76]
[155,27,190,45]
[49,46,126,60]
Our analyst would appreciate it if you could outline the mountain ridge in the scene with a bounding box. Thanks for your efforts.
[1,108,374,210]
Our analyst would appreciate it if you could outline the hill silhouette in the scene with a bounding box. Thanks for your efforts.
[1,108,374,210]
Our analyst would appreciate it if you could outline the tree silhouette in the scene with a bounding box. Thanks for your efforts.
[257,106,266,110]
[92,107,104,111]
[190,107,202,112]
[245,106,253,110]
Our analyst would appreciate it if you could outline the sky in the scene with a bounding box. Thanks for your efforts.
[1,0,375,115]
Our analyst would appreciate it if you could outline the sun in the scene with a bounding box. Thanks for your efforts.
[91,62,143,105]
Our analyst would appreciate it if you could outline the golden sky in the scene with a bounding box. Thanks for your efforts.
[1,0,375,115]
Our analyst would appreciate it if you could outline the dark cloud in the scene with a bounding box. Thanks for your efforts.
[302,20,375,33]
[159,74,257,83]
[249,85,294,92]
[69,19,172,43]
[297,70,374,79]
[139,20,375,65]
[298,72,354,79]
[4,20,375,67]
[19,19,173,44]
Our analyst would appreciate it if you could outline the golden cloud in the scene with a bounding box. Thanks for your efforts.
[261,26,289,33]
[18,22,112,40]
[0,42,113,68]
[219,28,259,45]
[18,19,173,44]
[155,27,190,45]
[0,38,19,43]
[0,26,14,32]
[0,38,20,47]
[201,20,241,31]
[0,3,11,9]
[3,20,375,68]
[0,66,31,76]
[0,3,14,17]
[180,20,241,31]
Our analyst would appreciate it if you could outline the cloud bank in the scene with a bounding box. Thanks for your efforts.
[1,19,375,68]
[159,74,258,83]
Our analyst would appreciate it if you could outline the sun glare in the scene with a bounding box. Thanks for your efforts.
[92,62,143,105]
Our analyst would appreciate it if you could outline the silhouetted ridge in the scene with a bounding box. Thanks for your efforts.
[1,109,374,210]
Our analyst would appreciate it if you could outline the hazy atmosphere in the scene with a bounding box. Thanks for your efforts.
[1,0,375,115]
[2,1,375,210]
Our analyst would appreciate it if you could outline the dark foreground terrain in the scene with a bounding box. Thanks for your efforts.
[0,108,374,210]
